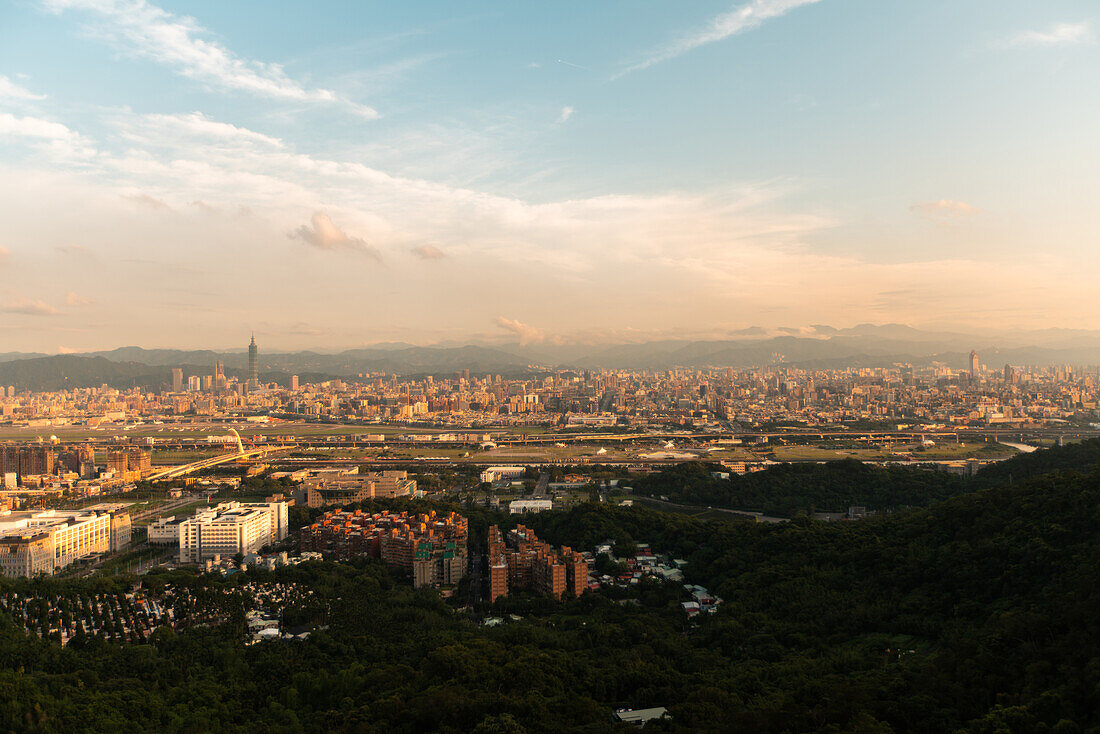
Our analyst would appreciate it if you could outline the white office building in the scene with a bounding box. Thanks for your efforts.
[480,466,527,483]
[178,501,288,563]
[509,499,554,515]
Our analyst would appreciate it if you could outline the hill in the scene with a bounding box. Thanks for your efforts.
[0,441,1098,731]
[629,459,971,516]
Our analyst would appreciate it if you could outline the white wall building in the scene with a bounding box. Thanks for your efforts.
[509,499,553,515]
[480,466,526,483]
[147,516,183,545]
[178,501,288,563]
[0,508,129,578]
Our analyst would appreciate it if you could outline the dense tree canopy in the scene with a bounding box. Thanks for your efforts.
[630,459,970,515]
[1,441,1099,732]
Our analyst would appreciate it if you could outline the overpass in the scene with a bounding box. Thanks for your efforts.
[146,429,296,481]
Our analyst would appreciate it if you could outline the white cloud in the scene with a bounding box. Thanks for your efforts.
[0,112,95,158]
[1,107,1091,340]
[123,193,171,210]
[496,317,545,345]
[0,75,47,101]
[1,298,62,316]
[910,199,979,219]
[558,106,574,123]
[1007,21,1094,47]
[65,292,93,306]
[291,212,381,259]
[410,244,446,260]
[42,0,378,118]
[115,111,286,149]
[617,0,822,77]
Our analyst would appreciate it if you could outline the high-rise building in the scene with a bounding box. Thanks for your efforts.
[248,334,259,390]
[0,447,55,480]
[969,350,980,379]
[290,375,299,391]
[171,368,183,393]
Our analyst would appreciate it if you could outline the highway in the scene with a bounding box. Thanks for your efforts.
[146,444,294,481]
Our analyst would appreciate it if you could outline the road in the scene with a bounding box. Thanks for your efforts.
[636,495,789,524]
[130,492,206,521]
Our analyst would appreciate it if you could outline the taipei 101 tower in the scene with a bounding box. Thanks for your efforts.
[248,333,259,390]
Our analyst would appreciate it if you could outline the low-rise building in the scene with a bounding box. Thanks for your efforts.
[508,499,553,514]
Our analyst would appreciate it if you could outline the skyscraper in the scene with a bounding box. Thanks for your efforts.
[248,334,259,390]
[171,368,183,393]
[969,350,979,379]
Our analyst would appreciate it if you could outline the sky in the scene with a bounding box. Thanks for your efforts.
[1,0,1099,352]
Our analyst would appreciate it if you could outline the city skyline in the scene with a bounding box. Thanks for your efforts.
[2,0,1099,352]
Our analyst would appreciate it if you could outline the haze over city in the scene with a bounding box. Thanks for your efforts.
[2,0,1099,352]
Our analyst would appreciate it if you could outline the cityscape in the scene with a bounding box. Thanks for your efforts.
[3,0,1100,731]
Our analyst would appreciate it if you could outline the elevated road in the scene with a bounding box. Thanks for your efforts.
[146,446,293,481]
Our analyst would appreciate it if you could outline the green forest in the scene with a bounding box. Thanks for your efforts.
[2,441,1100,732]
[629,458,973,516]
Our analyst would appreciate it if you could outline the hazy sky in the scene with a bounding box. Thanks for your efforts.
[2,0,1099,352]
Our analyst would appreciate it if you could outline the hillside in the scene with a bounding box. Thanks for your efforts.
[629,458,971,516]
[0,442,1098,731]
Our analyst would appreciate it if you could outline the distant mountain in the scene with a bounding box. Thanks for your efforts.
[0,356,178,392]
[4,325,1100,383]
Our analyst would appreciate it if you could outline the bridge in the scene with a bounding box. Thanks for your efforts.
[146,429,295,481]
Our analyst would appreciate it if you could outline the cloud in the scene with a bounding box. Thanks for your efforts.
[617,0,822,77]
[496,317,545,346]
[1007,21,1094,47]
[0,112,95,157]
[115,111,286,149]
[65,292,93,306]
[558,106,575,123]
[55,244,95,258]
[123,193,171,210]
[291,212,380,259]
[410,244,445,260]
[0,75,47,101]
[42,0,378,118]
[910,199,979,219]
[2,298,62,316]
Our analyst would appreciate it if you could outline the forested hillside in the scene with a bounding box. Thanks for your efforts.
[976,437,1100,484]
[1,443,1098,732]
[630,458,971,516]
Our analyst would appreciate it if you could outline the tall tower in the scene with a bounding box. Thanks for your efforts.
[969,350,979,379]
[248,333,259,390]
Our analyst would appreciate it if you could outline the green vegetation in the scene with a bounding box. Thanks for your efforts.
[630,459,971,516]
[1,441,1099,731]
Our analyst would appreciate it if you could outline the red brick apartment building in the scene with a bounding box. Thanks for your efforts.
[300,509,467,588]
[487,524,588,602]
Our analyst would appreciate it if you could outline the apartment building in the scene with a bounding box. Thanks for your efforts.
[304,470,418,508]
[488,524,588,601]
[300,508,467,588]
[0,507,130,578]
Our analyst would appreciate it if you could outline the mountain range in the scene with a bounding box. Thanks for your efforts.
[2,324,1100,390]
